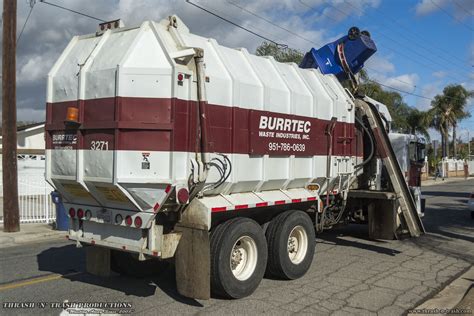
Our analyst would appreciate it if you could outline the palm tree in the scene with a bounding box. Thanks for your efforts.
[429,96,453,158]
[405,108,431,141]
[430,85,473,158]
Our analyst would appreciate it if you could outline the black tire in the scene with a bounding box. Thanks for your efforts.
[265,210,315,280]
[348,26,361,40]
[210,217,268,299]
[111,250,169,278]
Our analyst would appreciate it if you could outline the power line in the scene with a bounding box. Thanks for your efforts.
[368,80,432,100]
[188,0,460,104]
[452,0,474,14]
[365,67,417,90]
[17,0,36,44]
[343,0,470,68]
[185,0,287,48]
[39,0,106,22]
[200,1,295,50]
[227,0,321,47]
[430,0,474,31]
[225,1,418,90]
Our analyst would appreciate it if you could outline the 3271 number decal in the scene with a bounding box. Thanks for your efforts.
[90,140,109,151]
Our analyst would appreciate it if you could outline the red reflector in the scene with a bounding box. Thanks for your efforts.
[235,204,248,210]
[125,215,132,226]
[177,188,189,204]
[256,202,268,207]
[91,240,96,245]
[211,207,227,212]
[77,209,84,219]
[165,185,172,193]
[292,199,302,203]
[152,251,158,256]
[134,216,143,228]
[177,73,184,81]
[307,197,317,201]
[275,200,285,205]
[153,203,160,212]
[68,208,75,218]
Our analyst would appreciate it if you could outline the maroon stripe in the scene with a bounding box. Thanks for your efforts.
[45,97,360,157]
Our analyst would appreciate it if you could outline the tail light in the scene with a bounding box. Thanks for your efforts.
[77,208,84,219]
[68,208,76,218]
[115,214,123,224]
[85,210,92,220]
[125,215,132,226]
[134,216,143,228]
[177,188,189,204]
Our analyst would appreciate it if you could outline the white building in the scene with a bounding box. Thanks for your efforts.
[0,122,55,224]
[0,122,45,154]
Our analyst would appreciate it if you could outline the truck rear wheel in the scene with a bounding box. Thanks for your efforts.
[265,210,315,279]
[210,217,268,299]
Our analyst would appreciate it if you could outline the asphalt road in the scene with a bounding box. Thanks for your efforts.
[1,180,473,315]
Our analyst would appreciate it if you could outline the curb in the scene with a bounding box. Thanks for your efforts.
[408,266,474,315]
[0,228,66,249]
[422,177,471,187]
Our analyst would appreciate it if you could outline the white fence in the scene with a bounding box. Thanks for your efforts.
[0,155,55,224]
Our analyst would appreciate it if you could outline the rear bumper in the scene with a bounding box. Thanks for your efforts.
[67,209,181,259]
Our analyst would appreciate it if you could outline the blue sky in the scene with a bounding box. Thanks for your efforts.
[1,0,473,141]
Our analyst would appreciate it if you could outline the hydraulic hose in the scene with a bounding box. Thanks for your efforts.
[354,115,375,170]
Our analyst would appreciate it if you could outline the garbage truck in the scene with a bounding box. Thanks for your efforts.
[45,16,424,299]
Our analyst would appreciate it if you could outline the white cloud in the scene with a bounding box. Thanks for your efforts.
[415,0,473,20]
[16,108,46,122]
[470,42,474,65]
[365,55,396,74]
[17,55,55,85]
[318,0,381,23]
[432,71,447,79]
[416,82,442,110]
[384,74,419,91]
[415,0,448,16]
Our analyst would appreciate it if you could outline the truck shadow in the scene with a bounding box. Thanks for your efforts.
[36,245,203,306]
[316,224,401,256]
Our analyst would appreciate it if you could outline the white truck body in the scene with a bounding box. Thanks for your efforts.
[46,16,360,254]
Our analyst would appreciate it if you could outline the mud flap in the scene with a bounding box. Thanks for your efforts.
[174,225,210,300]
[85,246,112,277]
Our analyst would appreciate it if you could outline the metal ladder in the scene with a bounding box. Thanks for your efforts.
[356,98,425,237]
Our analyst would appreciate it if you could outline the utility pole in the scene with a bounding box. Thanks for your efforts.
[2,0,20,232]
[469,131,471,159]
